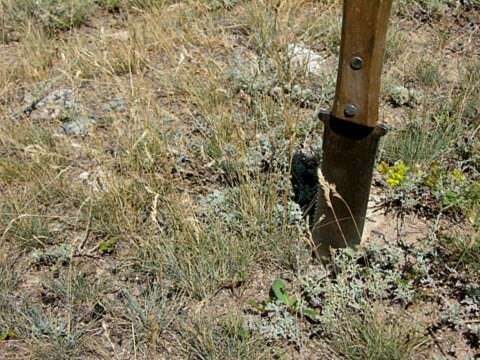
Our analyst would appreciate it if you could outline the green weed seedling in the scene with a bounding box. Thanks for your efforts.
[270,278,319,322]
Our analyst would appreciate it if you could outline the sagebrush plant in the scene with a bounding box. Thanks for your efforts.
[251,237,479,357]
[395,0,449,18]
[247,242,431,356]
[1,0,93,32]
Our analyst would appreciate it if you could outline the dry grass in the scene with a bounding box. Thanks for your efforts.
[0,0,479,358]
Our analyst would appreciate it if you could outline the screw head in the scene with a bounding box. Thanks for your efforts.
[350,56,363,70]
[344,104,358,117]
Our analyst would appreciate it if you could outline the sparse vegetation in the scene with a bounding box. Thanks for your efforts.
[0,0,479,358]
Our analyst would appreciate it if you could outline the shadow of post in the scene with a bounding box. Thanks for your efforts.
[290,150,320,228]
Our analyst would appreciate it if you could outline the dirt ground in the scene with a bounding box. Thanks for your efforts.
[0,0,479,359]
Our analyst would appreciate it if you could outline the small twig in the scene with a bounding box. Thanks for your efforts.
[132,323,138,360]
[427,326,448,358]
[102,321,119,360]
[87,243,100,255]
[72,252,102,260]
[78,203,92,251]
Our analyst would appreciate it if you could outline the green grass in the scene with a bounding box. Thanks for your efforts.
[382,110,465,166]
[326,309,427,360]
[381,53,479,222]
[439,232,480,278]
[182,314,272,359]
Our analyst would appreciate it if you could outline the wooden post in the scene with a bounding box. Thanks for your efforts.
[312,0,393,258]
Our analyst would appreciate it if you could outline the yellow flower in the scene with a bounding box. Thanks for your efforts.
[378,161,409,188]
[451,169,466,183]
[377,162,389,175]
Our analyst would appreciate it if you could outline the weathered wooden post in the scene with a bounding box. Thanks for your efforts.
[312,0,393,258]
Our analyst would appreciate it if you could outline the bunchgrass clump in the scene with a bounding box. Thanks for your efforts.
[182,314,272,359]
[325,308,426,360]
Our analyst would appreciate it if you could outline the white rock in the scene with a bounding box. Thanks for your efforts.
[78,171,90,181]
[287,43,327,76]
[107,31,129,42]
